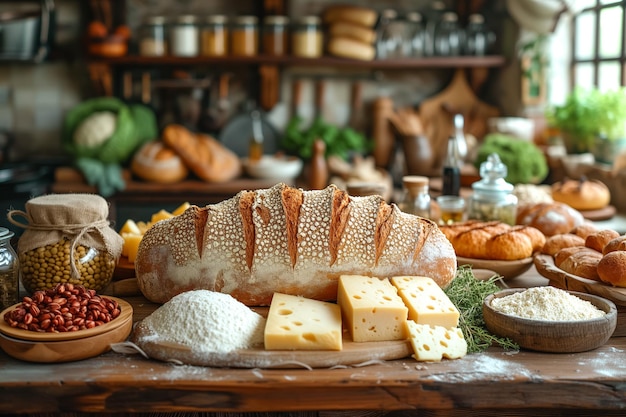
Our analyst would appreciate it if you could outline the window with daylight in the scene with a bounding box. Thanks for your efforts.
[573,0,626,91]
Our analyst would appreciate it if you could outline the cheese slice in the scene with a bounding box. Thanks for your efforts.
[337,275,408,342]
[264,293,342,351]
[390,275,460,329]
[406,320,467,361]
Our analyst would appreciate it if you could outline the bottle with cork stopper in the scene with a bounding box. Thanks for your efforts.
[399,175,431,219]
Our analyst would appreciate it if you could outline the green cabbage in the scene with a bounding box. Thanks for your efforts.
[474,134,548,185]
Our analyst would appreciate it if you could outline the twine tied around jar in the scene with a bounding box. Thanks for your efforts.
[6,194,124,282]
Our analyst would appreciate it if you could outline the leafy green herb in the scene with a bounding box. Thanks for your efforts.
[444,266,519,354]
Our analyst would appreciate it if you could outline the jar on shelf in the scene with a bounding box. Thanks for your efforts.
[464,13,495,56]
[0,227,19,310]
[201,15,229,57]
[7,194,123,294]
[262,15,289,56]
[406,12,425,57]
[398,175,431,219]
[171,15,199,57]
[467,153,518,225]
[376,9,412,59]
[433,11,463,56]
[291,16,323,58]
[231,15,259,57]
[138,16,168,57]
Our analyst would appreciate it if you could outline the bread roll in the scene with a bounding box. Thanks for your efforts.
[558,248,602,281]
[570,223,598,240]
[328,21,376,44]
[585,229,621,253]
[162,124,241,183]
[327,37,376,61]
[323,5,378,27]
[136,183,457,305]
[131,140,189,183]
[440,220,545,260]
[554,246,583,267]
[552,178,611,211]
[516,202,584,236]
[597,251,626,287]
[603,235,626,254]
[541,234,585,256]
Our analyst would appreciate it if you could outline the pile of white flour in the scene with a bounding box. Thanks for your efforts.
[491,287,606,321]
[142,290,266,353]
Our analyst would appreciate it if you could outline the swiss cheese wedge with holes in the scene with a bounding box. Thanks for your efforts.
[406,321,467,361]
[136,183,457,305]
[264,293,342,350]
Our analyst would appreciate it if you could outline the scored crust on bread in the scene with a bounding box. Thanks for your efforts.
[439,220,546,260]
[131,140,189,183]
[136,183,457,305]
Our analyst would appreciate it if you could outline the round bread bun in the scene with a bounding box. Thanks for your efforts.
[131,140,189,184]
[603,235,626,255]
[552,178,611,211]
[597,251,626,287]
[570,223,598,240]
[541,233,585,256]
[585,229,621,253]
[516,202,585,237]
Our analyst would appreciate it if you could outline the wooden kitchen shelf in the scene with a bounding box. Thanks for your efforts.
[87,54,507,69]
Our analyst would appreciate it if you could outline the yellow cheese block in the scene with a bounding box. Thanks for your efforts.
[390,276,460,329]
[337,275,408,343]
[122,233,143,263]
[264,293,343,351]
[406,321,467,362]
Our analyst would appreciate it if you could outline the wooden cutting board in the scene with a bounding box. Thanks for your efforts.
[419,68,500,175]
[131,321,413,369]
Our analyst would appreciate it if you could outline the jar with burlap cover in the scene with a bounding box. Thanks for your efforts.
[7,194,123,294]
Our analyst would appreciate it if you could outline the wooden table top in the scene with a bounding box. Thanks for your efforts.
[1,267,626,416]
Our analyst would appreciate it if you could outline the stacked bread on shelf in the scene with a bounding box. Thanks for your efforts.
[323,5,378,61]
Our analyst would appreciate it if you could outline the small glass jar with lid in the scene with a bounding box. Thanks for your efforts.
[139,16,168,57]
[0,227,19,310]
[398,175,431,219]
[201,15,229,57]
[467,153,518,225]
[231,15,259,56]
[170,15,199,57]
[262,15,289,56]
[291,16,323,58]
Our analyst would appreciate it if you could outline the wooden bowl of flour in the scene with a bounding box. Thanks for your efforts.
[483,288,617,353]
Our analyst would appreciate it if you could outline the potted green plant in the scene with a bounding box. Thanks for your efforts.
[592,88,626,164]
[546,87,626,162]
[545,87,604,154]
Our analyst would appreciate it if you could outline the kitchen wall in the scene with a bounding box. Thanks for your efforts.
[0,0,527,163]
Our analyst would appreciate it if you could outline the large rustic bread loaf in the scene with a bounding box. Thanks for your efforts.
[135,183,457,305]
